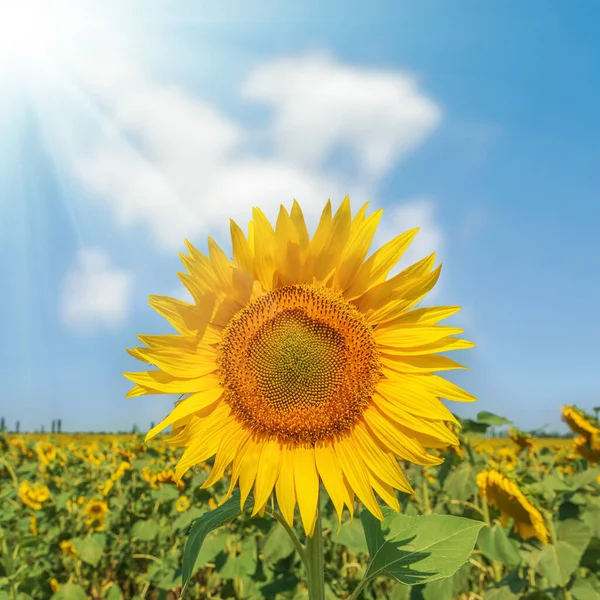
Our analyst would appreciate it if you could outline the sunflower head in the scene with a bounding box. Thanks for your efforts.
[84,499,109,531]
[561,405,599,439]
[573,434,600,464]
[125,197,476,535]
[176,495,191,513]
[478,469,548,544]
[19,481,50,511]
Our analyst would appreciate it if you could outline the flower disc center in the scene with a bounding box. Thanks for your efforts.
[217,284,381,444]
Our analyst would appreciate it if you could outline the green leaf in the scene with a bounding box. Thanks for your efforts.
[422,576,453,600]
[476,411,512,426]
[131,519,159,541]
[477,525,523,567]
[332,516,369,554]
[259,574,301,597]
[567,468,600,490]
[536,521,592,588]
[181,489,252,593]
[571,579,600,600]
[52,583,88,600]
[460,419,490,434]
[261,522,296,565]
[559,519,593,554]
[361,509,485,585]
[219,536,257,579]
[154,486,180,502]
[103,585,123,600]
[443,465,477,502]
[582,500,600,537]
[71,536,105,568]
[172,507,204,532]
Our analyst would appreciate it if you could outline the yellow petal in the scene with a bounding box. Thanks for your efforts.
[314,442,352,528]
[353,253,436,313]
[378,337,475,356]
[252,439,282,516]
[351,421,414,493]
[147,295,206,336]
[238,437,262,510]
[274,205,301,286]
[376,306,461,328]
[314,196,352,282]
[252,207,276,291]
[275,447,296,527]
[218,435,252,507]
[230,218,255,274]
[362,406,443,466]
[293,445,319,537]
[208,236,234,289]
[334,209,383,292]
[201,422,249,489]
[309,200,332,256]
[394,373,476,403]
[290,200,311,263]
[368,266,442,324]
[145,387,223,441]
[345,228,419,299]
[334,436,383,520]
[134,346,218,378]
[368,470,400,512]
[373,394,459,445]
[380,354,467,373]
[375,379,459,423]
[374,325,464,348]
[174,405,233,481]
[124,371,220,396]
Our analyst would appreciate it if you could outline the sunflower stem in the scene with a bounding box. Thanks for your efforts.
[481,496,502,582]
[305,495,326,600]
[420,467,431,514]
[264,506,308,570]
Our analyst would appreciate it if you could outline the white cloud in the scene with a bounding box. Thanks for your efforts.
[242,51,441,178]
[60,250,132,331]
[42,50,440,250]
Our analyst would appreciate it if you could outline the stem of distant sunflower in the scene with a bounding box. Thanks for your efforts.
[481,495,502,582]
[304,495,326,600]
[546,515,572,600]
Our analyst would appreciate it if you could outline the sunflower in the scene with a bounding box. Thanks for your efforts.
[84,500,108,531]
[125,198,475,536]
[561,405,599,439]
[176,495,191,513]
[59,540,78,558]
[477,470,548,544]
[508,428,536,453]
[573,435,600,464]
[35,441,57,466]
[19,481,50,510]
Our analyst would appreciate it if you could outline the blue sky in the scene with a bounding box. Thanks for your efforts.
[1,0,598,433]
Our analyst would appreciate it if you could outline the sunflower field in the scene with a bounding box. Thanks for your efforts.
[1,406,599,600]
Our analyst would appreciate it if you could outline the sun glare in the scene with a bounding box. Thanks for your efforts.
[0,2,60,70]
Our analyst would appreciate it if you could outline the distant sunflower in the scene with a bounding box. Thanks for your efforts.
[573,435,600,464]
[125,198,475,535]
[84,500,108,531]
[561,405,599,439]
[477,470,548,544]
[508,428,536,454]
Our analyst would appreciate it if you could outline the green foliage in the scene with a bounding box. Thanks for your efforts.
[2,432,599,598]
[360,509,485,585]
